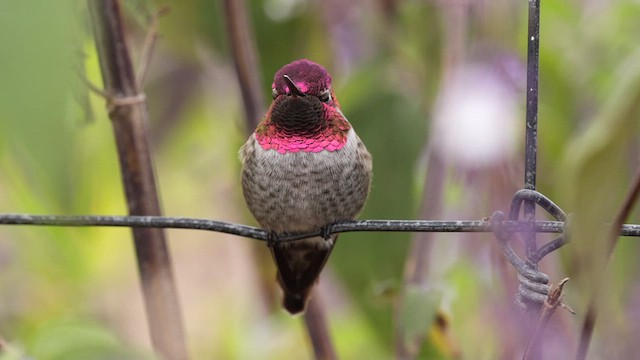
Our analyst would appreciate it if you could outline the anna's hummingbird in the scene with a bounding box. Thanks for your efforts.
[240,59,372,314]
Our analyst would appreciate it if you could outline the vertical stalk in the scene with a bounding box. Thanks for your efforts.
[221,0,336,358]
[221,0,277,312]
[576,167,640,360]
[303,297,337,360]
[524,0,540,261]
[88,1,188,359]
[222,0,265,133]
[396,1,467,357]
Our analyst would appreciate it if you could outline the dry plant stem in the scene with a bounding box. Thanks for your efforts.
[222,0,336,353]
[395,1,467,356]
[88,1,188,359]
[403,155,446,286]
[523,278,572,360]
[135,6,169,88]
[395,119,446,360]
[303,297,337,360]
[401,0,468,288]
[380,0,399,21]
[221,0,278,314]
[576,167,640,360]
[222,0,265,133]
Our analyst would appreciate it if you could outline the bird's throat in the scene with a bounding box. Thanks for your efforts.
[270,96,325,133]
[255,100,351,154]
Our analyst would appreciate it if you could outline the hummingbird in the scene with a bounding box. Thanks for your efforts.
[240,59,372,314]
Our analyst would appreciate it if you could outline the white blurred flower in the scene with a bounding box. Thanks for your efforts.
[432,63,522,168]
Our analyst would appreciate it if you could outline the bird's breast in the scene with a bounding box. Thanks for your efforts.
[241,129,372,234]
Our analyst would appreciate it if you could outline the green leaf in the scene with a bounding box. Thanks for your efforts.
[559,48,640,299]
[397,285,442,356]
[27,318,154,360]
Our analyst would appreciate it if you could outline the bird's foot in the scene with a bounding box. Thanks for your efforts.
[320,224,334,241]
[266,231,279,248]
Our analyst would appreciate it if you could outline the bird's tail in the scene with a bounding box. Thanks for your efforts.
[282,291,307,314]
[270,236,336,314]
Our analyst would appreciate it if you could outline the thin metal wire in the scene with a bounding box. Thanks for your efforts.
[1,214,640,241]
[524,0,541,261]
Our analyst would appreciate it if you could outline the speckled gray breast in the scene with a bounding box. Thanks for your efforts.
[240,129,372,235]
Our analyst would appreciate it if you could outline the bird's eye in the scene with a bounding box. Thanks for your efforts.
[318,89,332,103]
[272,88,278,99]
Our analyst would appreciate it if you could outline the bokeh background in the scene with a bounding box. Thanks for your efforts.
[1,0,640,359]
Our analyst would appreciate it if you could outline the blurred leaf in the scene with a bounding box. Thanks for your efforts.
[27,318,153,360]
[0,342,28,360]
[151,0,224,58]
[0,0,81,211]
[397,285,442,356]
[331,60,426,350]
[559,48,640,302]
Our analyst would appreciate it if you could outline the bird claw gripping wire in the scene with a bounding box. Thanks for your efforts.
[491,189,570,310]
[266,231,280,248]
[320,225,334,241]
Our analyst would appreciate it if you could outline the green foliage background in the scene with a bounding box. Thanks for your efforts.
[0,0,639,359]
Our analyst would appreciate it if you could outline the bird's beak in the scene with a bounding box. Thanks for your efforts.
[283,75,305,97]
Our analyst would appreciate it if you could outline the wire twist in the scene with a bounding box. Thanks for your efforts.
[491,189,571,310]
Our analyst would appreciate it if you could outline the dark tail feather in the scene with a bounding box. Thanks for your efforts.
[283,292,307,314]
[270,238,336,314]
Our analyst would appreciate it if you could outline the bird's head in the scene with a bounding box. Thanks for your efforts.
[256,59,350,154]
